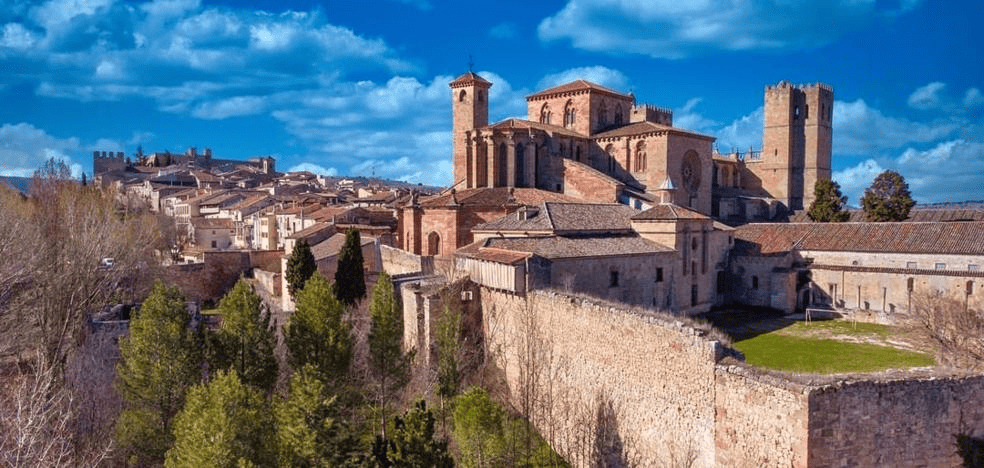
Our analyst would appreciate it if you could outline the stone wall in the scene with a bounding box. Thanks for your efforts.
[807,374,984,467]
[714,366,810,467]
[481,288,722,467]
[559,158,622,203]
[471,286,984,467]
[380,244,434,276]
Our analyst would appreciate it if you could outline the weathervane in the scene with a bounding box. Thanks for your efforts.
[468,55,474,72]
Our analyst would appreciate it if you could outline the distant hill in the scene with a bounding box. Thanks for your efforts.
[0,176,31,193]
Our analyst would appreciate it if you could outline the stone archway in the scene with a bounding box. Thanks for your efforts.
[427,231,441,256]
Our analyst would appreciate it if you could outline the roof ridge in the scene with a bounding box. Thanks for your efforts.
[543,201,557,230]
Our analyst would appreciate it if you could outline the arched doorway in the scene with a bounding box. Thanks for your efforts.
[428,231,441,256]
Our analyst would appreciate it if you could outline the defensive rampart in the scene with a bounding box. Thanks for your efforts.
[476,287,984,467]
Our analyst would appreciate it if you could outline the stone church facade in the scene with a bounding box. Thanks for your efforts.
[448,71,833,219]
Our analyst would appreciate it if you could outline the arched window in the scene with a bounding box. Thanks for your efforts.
[563,100,575,128]
[575,145,581,162]
[428,231,441,256]
[605,143,616,174]
[477,90,484,102]
[614,104,623,125]
[598,101,608,127]
[540,103,551,124]
[559,143,566,159]
[634,141,647,172]
[458,90,466,102]
[752,276,759,289]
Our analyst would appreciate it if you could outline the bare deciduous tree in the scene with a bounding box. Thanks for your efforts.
[911,288,984,370]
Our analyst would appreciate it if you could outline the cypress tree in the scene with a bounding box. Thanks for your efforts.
[285,238,317,299]
[334,228,366,306]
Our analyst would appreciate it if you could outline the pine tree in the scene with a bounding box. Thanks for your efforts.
[285,238,317,299]
[115,282,202,466]
[164,370,274,468]
[436,301,462,403]
[807,179,850,222]
[274,364,361,468]
[861,170,916,221]
[335,228,367,307]
[383,400,454,468]
[214,278,278,392]
[284,275,352,386]
[368,272,411,440]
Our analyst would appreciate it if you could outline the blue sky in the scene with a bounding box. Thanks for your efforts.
[0,0,980,204]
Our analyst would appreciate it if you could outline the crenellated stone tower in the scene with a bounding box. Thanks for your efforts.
[449,71,491,189]
[754,81,833,211]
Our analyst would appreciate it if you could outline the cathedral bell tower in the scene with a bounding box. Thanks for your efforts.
[449,71,491,189]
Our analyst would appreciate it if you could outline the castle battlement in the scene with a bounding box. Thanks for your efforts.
[630,103,673,126]
[766,80,833,93]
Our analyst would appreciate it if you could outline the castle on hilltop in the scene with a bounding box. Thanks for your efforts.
[449,72,833,219]
[93,146,275,176]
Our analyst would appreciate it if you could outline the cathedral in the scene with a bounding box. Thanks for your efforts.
[449,71,833,220]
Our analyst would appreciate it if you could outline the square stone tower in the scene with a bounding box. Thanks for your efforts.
[449,72,492,189]
[755,81,833,211]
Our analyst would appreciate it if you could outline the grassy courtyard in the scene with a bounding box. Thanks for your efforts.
[709,311,937,374]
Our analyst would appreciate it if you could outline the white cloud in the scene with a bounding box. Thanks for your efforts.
[833,99,958,154]
[538,0,910,58]
[964,88,984,108]
[907,81,946,110]
[0,123,83,177]
[489,22,518,40]
[536,66,629,92]
[714,106,763,153]
[286,162,337,176]
[0,22,39,49]
[833,159,884,206]
[32,0,113,29]
[192,95,267,120]
[836,140,984,204]
[672,98,718,134]
[94,58,125,80]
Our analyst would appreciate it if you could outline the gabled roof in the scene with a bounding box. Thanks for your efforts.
[474,202,638,234]
[457,234,672,260]
[486,118,585,138]
[310,233,376,261]
[418,187,582,209]
[733,222,984,256]
[593,121,715,141]
[526,80,632,101]
[632,203,711,221]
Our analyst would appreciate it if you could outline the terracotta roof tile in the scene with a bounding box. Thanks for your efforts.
[527,80,632,100]
[449,71,491,87]
[632,203,711,221]
[475,202,639,234]
[593,121,714,141]
[734,222,984,256]
[419,187,582,208]
[459,234,673,260]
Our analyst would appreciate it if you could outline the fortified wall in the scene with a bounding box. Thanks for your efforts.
[478,287,984,467]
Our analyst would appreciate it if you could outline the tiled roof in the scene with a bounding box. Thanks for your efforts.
[288,221,334,240]
[449,71,491,87]
[310,233,376,261]
[593,121,714,141]
[632,203,711,221]
[733,222,984,256]
[527,80,631,100]
[487,119,584,138]
[460,247,529,265]
[191,217,234,229]
[474,202,639,234]
[789,208,984,223]
[419,187,582,208]
[459,234,673,260]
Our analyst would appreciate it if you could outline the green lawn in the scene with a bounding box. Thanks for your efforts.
[733,325,935,374]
